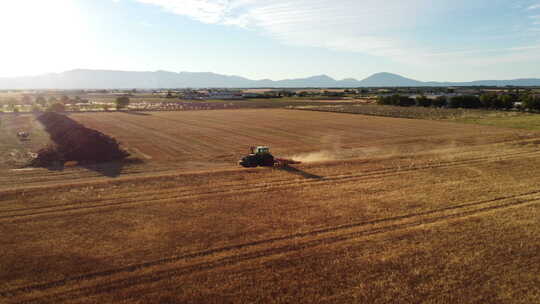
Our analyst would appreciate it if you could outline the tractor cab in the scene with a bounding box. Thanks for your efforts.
[251,146,270,155]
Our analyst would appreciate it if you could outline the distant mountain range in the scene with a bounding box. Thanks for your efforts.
[1,70,539,89]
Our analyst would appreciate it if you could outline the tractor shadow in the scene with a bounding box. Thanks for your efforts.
[40,158,144,178]
[79,158,144,178]
[39,161,124,177]
[42,162,66,172]
[80,161,126,178]
[277,166,323,180]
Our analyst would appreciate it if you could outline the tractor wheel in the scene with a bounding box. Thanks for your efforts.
[259,154,275,167]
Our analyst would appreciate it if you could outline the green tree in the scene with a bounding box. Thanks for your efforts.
[449,95,481,109]
[497,94,515,110]
[35,95,47,106]
[21,95,32,105]
[396,95,415,107]
[115,96,130,110]
[31,104,42,112]
[378,94,397,106]
[479,94,497,108]
[415,95,431,107]
[522,94,540,111]
[377,94,415,107]
[5,98,17,109]
[46,102,66,112]
[432,96,447,107]
[60,95,70,104]
[377,95,391,105]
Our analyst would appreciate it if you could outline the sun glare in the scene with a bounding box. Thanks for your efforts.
[0,0,89,76]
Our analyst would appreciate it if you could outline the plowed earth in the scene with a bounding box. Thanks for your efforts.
[1,109,539,303]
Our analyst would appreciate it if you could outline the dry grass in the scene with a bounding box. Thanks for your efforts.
[1,109,540,303]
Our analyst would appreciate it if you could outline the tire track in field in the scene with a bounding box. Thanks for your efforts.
[0,134,531,190]
[2,146,535,202]
[0,164,174,188]
[0,137,532,191]
[1,149,539,221]
[0,149,535,220]
[5,189,540,302]
[0,162,233,192]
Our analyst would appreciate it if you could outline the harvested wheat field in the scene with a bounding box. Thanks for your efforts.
[1,109,540,303]
[69,109,531,162]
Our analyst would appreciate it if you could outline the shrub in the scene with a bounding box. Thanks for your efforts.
[432,96,447,107]
[31,104,42,112]
[397,96,415,107]
[498,94,516,110]
[480,94,497,108]
[522,95,540,111]
[449,95,481,109]
[415,95,432,107]
[46,102,66,112]
[377,94,415,107]
[115,96,130,110]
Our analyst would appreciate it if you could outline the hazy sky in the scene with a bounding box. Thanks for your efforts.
[1,0,540,81]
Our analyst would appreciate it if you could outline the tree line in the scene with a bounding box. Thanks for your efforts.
[377,93,540,111]
[2,95,131,113]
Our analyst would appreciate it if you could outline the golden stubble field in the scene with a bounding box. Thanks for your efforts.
[69,109,532,162]
[1,109,540,303]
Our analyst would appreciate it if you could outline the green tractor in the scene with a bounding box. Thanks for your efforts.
[239,146,301,168]
[238,146,275,168]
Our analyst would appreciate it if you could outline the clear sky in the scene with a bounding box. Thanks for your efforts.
[0,0,540,81]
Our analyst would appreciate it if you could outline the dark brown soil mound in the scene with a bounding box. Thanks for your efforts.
[32,112,129,166]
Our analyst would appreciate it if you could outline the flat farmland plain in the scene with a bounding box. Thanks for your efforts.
[70,109,529,163]
[1,109,540,303]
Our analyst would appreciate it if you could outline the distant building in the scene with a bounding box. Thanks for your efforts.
[207,90,243,100]
[182,90,207,100]
[242,93,265,98]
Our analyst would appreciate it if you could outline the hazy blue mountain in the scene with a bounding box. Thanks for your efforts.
[357,72,423,87]
[176,71,253,87]
[424,79,540,87]
[272,74,340,87]
[0,69,539,89]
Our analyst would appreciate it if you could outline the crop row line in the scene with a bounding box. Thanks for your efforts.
[1,149,538,221]
[1,146,536,207]
[6,189,540,301]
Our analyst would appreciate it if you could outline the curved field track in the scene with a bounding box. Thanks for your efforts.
[1,109,540,303]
